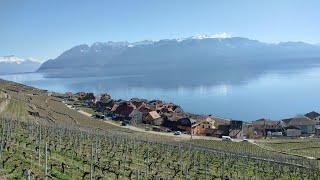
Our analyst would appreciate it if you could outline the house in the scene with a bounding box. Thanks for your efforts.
[65,92,73,99]
[149,100,163,108]
[96,93,114,112]
[214,124,230,138]
[77,92,96,106]
[241,122,254,138]
[315,127,320,137]
[129,98,147,109]
[145,111,163,126]
[162,113,180,130]
[76,92,86,99]
[305,111,320,127]
[84,93,96,102]
[100,93,112,103]
[229,120,244,139]
[282,116,316,134]
[285,126,302,137]
[169,104,184,114]
[129,109,143,125]
[177,117,198,134]
[203,128,217,136]
[252,119,282,138]
[96,99,114,112]
[304,111,320,121]
[137,104,153,122]
[230,120,243,129]
[77,92,95,101]
[185,115,216,135]
[111,102,134,120]
[192,121,215,135]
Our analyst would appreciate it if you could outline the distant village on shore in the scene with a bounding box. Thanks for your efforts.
[63,91,320,139]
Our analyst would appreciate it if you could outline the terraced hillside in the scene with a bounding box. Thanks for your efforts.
[0,79,319,179]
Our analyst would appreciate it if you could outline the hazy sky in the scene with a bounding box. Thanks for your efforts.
[0,0,319,61]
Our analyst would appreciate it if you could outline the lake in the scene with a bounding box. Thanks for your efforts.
[1,68,320,121]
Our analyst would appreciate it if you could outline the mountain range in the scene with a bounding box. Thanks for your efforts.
[38,37,320,71]
[0,55,41,75]
[36,37,320,87]
[3,36,320,87]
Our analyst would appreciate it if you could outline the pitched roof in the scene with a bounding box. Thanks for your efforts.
[178,117,197,126]
[111,104,119,112]
[148,111,161,119]
[253,119,280,127]
[304,111,320,119]
[137,104,152,113]
[285,117,316,126]
[130,101,144,109]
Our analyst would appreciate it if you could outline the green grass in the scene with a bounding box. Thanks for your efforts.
[0,99,28,120]
[79,106,95,115]
[257,138,320,159]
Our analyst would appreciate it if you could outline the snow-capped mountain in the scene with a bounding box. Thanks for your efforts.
[37,36,320,80]
[0,55,25,64]
[0,55,41,75]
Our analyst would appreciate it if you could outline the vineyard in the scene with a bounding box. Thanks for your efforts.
[257,139,320,160]
[0,79,320,179]
[0,115,318,179]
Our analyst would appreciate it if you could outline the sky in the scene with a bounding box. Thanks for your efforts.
[0,0,319,61]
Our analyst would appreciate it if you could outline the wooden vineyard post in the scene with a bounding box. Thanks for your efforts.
[220,155,225,180]
[205,155,208,180]
[45,142,48,179]
[90,143,94,180]
[38,143,41,167]
[0,120,4,169]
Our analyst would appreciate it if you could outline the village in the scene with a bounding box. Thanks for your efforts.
[64,91,320,140]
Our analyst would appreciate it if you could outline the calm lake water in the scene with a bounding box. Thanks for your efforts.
[1,68,320,121]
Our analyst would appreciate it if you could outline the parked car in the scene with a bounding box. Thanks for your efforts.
[121,121,128,126]
[94,114,105,119]
[174,131,182,135]
[222,136,233,141]
[242,138,249,142]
